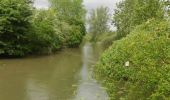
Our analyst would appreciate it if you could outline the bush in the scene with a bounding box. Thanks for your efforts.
[66,24,85,47]
[0,0,33,57]
[0,0,86,57]
[0,2,63,57]
[97,32,117,50]
[29,9,62,54]
[94,19,170,99]
[50,0,86,48]
[56,20,86,48]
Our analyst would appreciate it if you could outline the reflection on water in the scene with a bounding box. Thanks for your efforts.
[74,43,108,100]
[0,43,108,100]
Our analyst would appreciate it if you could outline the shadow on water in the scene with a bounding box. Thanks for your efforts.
[0,43,108,100]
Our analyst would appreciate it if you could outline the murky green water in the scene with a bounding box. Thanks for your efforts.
[0,43,108,100]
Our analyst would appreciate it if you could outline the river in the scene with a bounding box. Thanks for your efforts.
[0,43,108,100]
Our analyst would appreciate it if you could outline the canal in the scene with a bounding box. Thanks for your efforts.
[0,43,108,100]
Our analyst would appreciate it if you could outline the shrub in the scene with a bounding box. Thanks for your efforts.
[0,0,86,57]
[66,24,85,47]
[0,0,33,57]
[30,9,62,54]
[97,32,117,50]
[94,19,170,99]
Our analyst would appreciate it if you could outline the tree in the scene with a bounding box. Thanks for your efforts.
[88,6,110,42]
[113,0,165,38]
[49,0,86,47]
[30,9,62,54]
[0,0,33,56]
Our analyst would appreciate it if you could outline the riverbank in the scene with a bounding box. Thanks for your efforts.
[0,0,86,57]
[94,19,170,99]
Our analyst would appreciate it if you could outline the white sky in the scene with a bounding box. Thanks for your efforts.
[33,0,50,9]
[83,0,119,14]
[34,0,119,13]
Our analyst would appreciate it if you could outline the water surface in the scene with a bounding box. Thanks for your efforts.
[0,43,108,100]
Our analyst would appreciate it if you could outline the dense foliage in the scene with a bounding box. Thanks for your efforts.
[30,9,62,54]
[93,0,170,99]
[50,0,86,47]
[95,20,170,99]
[0,0,33,56]
[0,0,86,57]
[113,0,165,38]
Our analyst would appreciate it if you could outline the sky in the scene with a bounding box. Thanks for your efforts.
[33,0,50,9]
[34,0,119,13]
[83,0,119,14]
